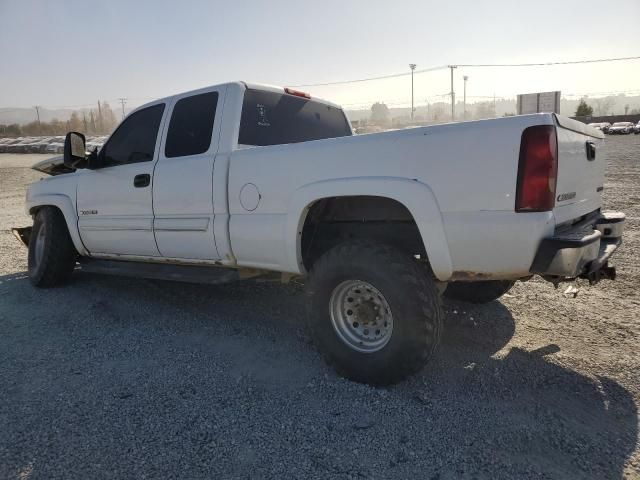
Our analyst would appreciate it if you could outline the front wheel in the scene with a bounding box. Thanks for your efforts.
[443,280,515,304]
[28,207,77,287]
[306,241,443,385]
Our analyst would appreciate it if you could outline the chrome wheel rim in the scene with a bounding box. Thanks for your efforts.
[329,280,393,353]
[34,223,46,266]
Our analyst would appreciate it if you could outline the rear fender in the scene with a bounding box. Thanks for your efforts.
[287,177,453,280]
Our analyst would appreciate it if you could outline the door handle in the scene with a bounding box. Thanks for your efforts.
[133,174,150,188]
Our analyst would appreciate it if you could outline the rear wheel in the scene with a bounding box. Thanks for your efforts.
[306,241,443,385]
[443,280,515,304]
[28,207,77,287]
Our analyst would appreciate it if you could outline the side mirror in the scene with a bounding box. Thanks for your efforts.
[63,132,87,169]
[86,147,104,170]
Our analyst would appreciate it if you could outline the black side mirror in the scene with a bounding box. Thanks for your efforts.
[63,132,87,169]
[86,147,104,169]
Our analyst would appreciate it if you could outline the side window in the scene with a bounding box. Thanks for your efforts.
[165,92,218,158]
[102,104,165,166]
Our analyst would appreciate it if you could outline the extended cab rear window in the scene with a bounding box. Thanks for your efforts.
[238,89,351,146]
[165,91,218,158]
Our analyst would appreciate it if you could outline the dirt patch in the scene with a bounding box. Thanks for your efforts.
[0,145,638,479]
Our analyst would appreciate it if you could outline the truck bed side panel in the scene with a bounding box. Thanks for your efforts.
[228,114,558,279]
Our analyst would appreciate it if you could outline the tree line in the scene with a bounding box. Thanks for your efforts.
[575,98,640,117]
[0,101,119,137]
[368,100,500,126]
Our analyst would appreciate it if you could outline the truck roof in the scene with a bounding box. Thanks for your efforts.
[133,81,342,115]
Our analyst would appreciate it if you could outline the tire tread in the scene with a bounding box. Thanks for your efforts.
[28,207,76,287]
[306,240,443,385]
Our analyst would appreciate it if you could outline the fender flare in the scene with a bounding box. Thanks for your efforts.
[285,176,453,280]
[26,194,88,256]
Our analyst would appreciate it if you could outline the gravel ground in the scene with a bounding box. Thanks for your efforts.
[0,139,639,479]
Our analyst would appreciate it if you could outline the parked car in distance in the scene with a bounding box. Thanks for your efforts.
[86,137,106,152]
[28,137,54,153]
[634,121,640,134]
[608,122,634,134]
[0,138,24,153]
[45,137,66,154]
[12,82,625,385]
[0,138,16,153]
[587,122,611,134]
[8,137,38,153]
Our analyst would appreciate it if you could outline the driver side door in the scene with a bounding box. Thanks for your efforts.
[76,102,166,257]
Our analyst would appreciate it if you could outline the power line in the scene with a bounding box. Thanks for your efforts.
[457,55,640,68]
[4,55,640,114]
[288,55,640,88]
[288,65,447,88]
[463,88,640,99]
[563,88,640,97]
[340,87,640,111]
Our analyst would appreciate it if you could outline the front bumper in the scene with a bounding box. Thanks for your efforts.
[530,211,624,284]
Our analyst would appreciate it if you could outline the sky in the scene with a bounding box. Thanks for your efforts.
[1,0,639,111]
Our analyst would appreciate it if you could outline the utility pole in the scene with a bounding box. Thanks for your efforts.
[34,106,41,134]
[118,98,127,120]
[409,64,416,121]
[97,101,103,133]
[463,76,468,121]
[493,93,496,117]
[448,65,457,121]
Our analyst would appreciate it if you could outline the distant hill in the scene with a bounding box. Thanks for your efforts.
[0,107,83,125]
[2,94,639,125]
[346,95,640,123]
[0,106,132,125]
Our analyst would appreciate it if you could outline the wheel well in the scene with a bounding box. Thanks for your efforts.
[29,205,52,216]
[300,196,426,270]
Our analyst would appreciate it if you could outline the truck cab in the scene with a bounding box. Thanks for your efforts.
[30,83,351,263]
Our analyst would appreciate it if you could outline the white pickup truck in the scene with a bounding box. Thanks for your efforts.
[13,82,625,385]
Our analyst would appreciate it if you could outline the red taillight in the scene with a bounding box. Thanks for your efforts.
[515,125,558,212]
[284,87,311,99]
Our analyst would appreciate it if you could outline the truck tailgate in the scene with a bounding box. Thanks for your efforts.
[553,115,606,225]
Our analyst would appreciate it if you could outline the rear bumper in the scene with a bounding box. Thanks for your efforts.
[530,211,624,284]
